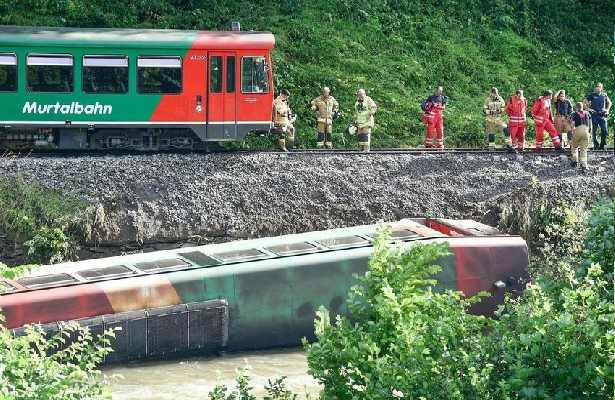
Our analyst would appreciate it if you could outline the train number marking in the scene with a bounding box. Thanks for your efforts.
[190,55,207,61]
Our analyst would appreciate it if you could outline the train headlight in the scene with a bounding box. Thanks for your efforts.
[493,280,506,289]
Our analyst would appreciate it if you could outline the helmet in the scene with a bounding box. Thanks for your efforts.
[347,125,357,135]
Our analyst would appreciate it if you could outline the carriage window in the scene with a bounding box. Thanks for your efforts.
[83,56,128,94]
[27,54,73,92]
[137,56,182,94]
[226,56,235,93]
[241,56,268,93]
[0,54,17,92]
[210,56,222,93]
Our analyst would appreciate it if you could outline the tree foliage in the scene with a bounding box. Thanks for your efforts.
[0,177,83,264]
[0,319,115,400]
[305,200,614,399]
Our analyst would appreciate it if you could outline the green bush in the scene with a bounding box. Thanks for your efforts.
[0,177,83,264]
[24,226,73,265]
[305,208,614,399]
[207,370,300,400]
[0,318,115,400]
[305,229,494,399]
[579,198,614,285]
[489,264,614,400]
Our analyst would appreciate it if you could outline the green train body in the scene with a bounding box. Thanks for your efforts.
[0,26,275,150]
[0,219,528,363]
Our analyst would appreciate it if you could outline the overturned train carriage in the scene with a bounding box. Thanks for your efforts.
[0,26,275,150]
[0,219,529,364]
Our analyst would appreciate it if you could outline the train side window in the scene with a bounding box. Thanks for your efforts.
[83,56,128,94]
[226,56,235,93]
[26,54,74,92]
[137,56,182,94]
[0,53,17,92]
[241,56,269,93]
[210,56,222,93]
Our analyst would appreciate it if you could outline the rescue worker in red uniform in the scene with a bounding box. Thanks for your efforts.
[505,89,528,151]
[531,90,562,150]
[421,86,448,149]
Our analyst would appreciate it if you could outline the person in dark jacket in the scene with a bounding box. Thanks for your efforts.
[585,83,611,149]
[553,90,573,147]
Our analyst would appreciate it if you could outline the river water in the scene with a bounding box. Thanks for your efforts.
[104,348,320,399]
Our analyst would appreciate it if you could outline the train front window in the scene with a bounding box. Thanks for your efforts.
[83,56,128,94]
[241,56,268,93]
[137,56,182,94]
[26,54,74,93]
[0,54,17,92]
[210,56,222,93]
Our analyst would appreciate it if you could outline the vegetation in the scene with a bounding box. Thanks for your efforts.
[0,264,115,400]
[208,371,303,400]
[0,0,612,148]
[305,199,614,399]
[0,177,84,264]
[0,320,115,400]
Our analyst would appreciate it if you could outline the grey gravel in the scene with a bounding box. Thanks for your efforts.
[0,152,612,247]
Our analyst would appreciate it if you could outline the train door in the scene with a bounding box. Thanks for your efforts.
[207,52,237,139]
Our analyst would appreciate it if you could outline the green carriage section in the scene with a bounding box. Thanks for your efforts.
[0,27,196,124]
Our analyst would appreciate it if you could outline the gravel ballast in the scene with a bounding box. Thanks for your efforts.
[0,152,612,250]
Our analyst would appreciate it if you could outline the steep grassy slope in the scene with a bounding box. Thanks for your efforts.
[1,0,612,147]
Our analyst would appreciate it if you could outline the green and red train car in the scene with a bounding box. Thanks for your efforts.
[0,219,529,364]
[0,25,275,150]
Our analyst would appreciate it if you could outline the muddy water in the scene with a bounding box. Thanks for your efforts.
[105,348,320,399]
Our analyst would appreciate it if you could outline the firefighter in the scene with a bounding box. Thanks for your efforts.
[585,83,612,149]
[311,87,339,149]
[353,88,377,151]
[531,90,562,150]
[505,89,528,151]
[421,86,448,149]
[569,102,592,172]
[483,87,507,149]
[553,90,573,148]
[272,89,295,151]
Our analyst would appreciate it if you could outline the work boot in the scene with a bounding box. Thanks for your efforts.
[278,139,288,152]
[580,166,588,175]
[506,144,516,154]
[325,142,333,149]
[570,160,578,168]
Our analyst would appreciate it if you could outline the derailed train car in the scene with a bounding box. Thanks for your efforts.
[0,219,529,364]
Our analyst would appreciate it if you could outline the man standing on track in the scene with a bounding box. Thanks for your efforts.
[483,87,507,149]
[569,102,592,173]
[585,83,611,149]
[421,86,448,149]
[553,90,573,148]
[531,90,562,150]
[506,89,528,151]
[272,89,295,152]
[354,88,377,151]
[311,87,339,149]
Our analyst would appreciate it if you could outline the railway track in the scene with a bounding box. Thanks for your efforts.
[1,147,613,158]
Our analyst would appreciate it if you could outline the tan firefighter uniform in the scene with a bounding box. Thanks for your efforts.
[570,109,591,170]
[311,95,339,148]
[272,95,295,151]
[483,94,507,149]
[354,96,377,151]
